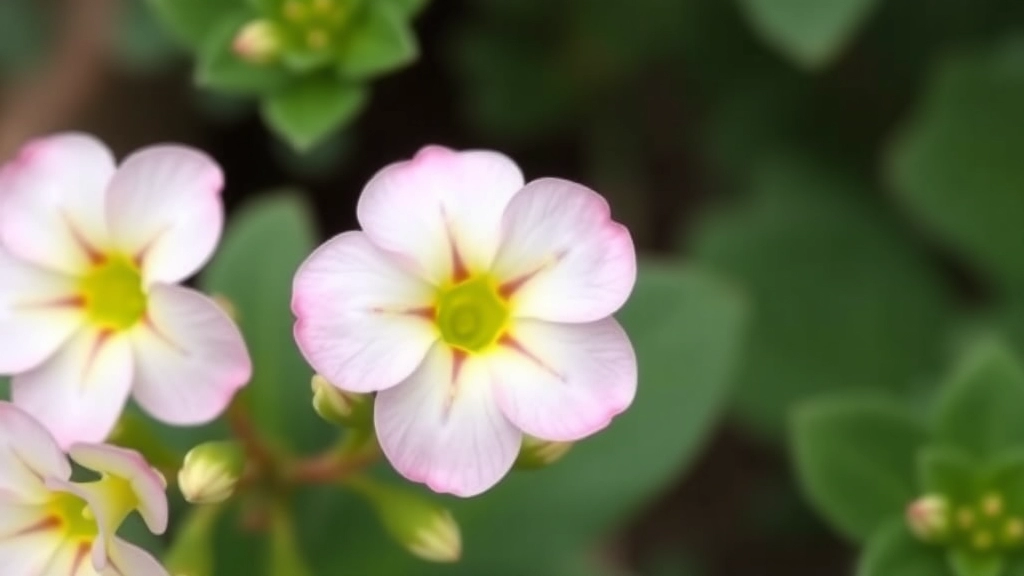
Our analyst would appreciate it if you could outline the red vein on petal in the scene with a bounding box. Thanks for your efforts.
[142,315,186,355]
[70,541,91,576]
[442,348,468,422]
[498,334,564,381]
[14,515,61,536]
[440,207,470,284]
[59,211,104,265]
[82,330,112,385]
[14,295,86,311]
[370,305,435,320]
[497,249,567,300]
[131,224,171,267]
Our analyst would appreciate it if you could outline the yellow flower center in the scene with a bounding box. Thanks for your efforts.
[435,275,510,353]
[47,474,139,541]
[48,491,96,540]
[79,255,147,331]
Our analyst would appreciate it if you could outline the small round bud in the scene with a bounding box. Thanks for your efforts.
[350,479,462,563]
[311,374,372,427]
[515,435,573,470]
[973,530,993,550]
[1005,518,1024,544]
[906,495,950,541]
[232,20,283,64]
[982,492,1004,517]
[178,441,246,505]
[957,507,975,529]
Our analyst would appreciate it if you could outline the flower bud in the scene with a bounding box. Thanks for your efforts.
[311,374,372,427]
[515,435,573,470]
[178,441,246,505]
[232,19,283,64]
[350,478,461,563]
[906,495,950,541]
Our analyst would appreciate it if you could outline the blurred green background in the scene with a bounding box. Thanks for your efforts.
[2,0,1024,574]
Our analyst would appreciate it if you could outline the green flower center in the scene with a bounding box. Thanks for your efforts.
[435,275,510,353]
[48,491,96,540]
[79,255,147,331]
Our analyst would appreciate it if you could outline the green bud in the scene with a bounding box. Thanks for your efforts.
[311,374,373,427]
[349,477,461,563]
[232,19,284,64]
[178,441,246,505]
[515,435,573,470]
[906,495,950,542]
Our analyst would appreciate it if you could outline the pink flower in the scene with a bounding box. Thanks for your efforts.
[0,133,252,448]
[0,402,169,575]
[292,145,638,497]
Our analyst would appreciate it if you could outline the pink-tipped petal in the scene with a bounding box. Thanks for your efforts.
[68,444,168,535]
[492,318,637,442]
[375,344,521,497]
[292,231,437,393]
[356,146,524,283]
[0,247,82,373]
[0,132,115,274]
[11,329,134,449]
[104,538,169,576]
[492,178,636,323]
[0,402,71,499]
[129,284,250,426]
[105,145,225,284]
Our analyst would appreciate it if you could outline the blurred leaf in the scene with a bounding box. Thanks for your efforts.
[148,0,239,50]
[116,0,182,72]
[933,339,1024,460]
[985,452,1024,515]
[196,14,292,95]
[270,503,314,576]
[917,446,977,502]
[164,504,224,576]
[792,393,927,542]
[387,0,430,17]
[857,520,948,576]
[949,549,1003,576]
[338,3,418,81]
[261,75,367,151]
[736,0,883,69]
[0,0,47,75]
[889,41,1024,295]
[692,155,952,440]
[201,193,324,452]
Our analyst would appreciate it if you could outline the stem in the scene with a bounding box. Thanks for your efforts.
[287,430,380,485]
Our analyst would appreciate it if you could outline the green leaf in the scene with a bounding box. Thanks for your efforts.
[147,0,239,50]
[918,446,978,503]
[692,154,952,440]
[337,2,418,80]
[889,41,1024,294]
[261,75,367,151]
[164,504,224,576]
[857,521,949,576]
[791,393,927,542]
[269,503,313,576]
[385,0,429,17]
[933,339,1024,459]
[196,14,292,95]
[735,0,883,69]
[0,0,47,75]
[200,193,323,452]
[949,549,1004,576]
[984,451,1024,515]
[116,0,182,72]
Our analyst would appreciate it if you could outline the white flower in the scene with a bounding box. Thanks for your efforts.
[0,133,252,448]
[292,145,638,497]
[0,402,169,575]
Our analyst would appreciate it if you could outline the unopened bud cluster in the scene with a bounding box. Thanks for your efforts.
[907,491,1024,552]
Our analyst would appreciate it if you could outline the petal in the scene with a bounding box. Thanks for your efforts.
[68,444,168,534]
[292,231,437,393]
[11,329,134,449]
[43,538,100,576]
[375,344,521,497]
[0,133,115,274]
[492,318,637,442]
[492,178,636,323]
[356,146,524,283]
[105,146,225,284]
[0,247,82,373]
[0,523,65,576]
[0,402,72,499]
[129,284,251,425]
[102,538,168,576]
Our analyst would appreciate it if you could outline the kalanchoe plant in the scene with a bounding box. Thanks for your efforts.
[148,0,426,150]
[792,339,1024,576]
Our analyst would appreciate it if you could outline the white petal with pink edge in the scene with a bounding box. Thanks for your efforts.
[0,526,63,576]
[129,284,250,425]
[103,538,169,576]
[293,231,437,393]
[11,329,134,449]
[105,146,225,284]
[0,247,82,373]
[492,318,637,442]
[491,178,636,323]
[375,344,521,497]
[0,133,115,274]
[356,146,524,283]
[68,443,168,534]
[0,402,72,499]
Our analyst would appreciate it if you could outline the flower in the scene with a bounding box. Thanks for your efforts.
[292,145,637,497]
[0,402,169,575]
[0,133,252,448]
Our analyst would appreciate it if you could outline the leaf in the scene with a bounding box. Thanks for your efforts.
[917,446,978,503]
[692,154,953,440]
[933,339,1024,459]
[889,41,1024,294]
[261,75,368,151]
[196,14,292,95]
[791,393,927,542]
[386,0,430,17]
[269,503,313,576]
[0,0,47,75]
[736,0,884,69]
[115,0,182,72]
[857,520,949,576]
[147,0,238,50]
[983,451,1024,515]
[949,549,1003,576]
[337,2,418,80]
[200,193,324,452]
